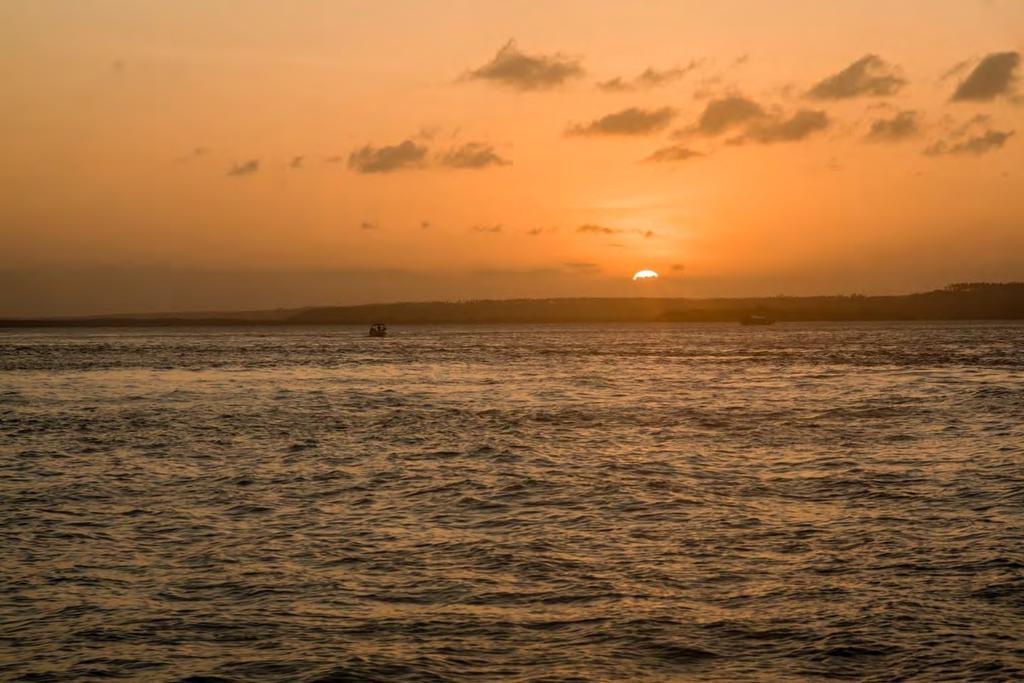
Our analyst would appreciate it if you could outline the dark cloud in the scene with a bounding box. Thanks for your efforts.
[925,129,1014,156]
[731,109,829,144]
[865,110,920,142]
[693,96,765,135]
[526,226,558,236]
[227,159,260,177]
[348,140,427,173]
[465,39,584,90]
[643,144,704,163]
[951,51,1020,101]
[807,55,906,99]
[567,107,676,136]
[671,263,685,272]
[472,224,503,233]
[597,62,699,92]
[420,221,431,230]
[359,221,378,230]
[439,142,511,169]
[290,156,304,169]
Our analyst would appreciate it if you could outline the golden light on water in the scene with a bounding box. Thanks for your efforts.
[632,270,659,281]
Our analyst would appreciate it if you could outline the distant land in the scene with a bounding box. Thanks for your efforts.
[1,283,1022,327]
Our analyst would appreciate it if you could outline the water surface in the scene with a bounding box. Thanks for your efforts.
[1,323,1022,681]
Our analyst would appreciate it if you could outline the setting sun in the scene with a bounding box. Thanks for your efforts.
[632,270,659,281]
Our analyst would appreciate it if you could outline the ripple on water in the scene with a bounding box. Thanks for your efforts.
[0,322,1022,681]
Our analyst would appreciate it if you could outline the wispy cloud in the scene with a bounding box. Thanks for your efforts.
[865,110,920,143]
[359,220,379,230]
[289,156,304,169]
[567,107,676,136]
[925,129,1014,156]
[439,142,511,169]
[643,144,704,163]
[348,140,427,173]
[951,51,1020,101]
[577,223,618,235]
[577,224,655,238]
[227,159,260,177]
[472,224,503,233]
[465,39,584,90]
[597,62,699,92]
[563,261,602,274]
[807,55,906,99]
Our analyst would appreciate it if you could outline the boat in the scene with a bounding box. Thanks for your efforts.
[368,323,387,337]
[740,314,775,326]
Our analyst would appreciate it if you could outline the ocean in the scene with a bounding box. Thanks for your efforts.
[1,322,1022,681]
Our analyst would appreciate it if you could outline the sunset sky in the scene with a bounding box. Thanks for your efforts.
[2,1,1023,315]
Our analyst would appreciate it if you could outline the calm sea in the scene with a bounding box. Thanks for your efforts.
[1,323,1022,681]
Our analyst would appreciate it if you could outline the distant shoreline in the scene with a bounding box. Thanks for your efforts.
[2,283,1022,327]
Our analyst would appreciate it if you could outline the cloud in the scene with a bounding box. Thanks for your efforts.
[671,263,685,272]
[567,107,676,136]
[692,96,765,135]
[173,146,209,164]
[439,142,511,169]
[526,226,558,236]
[807,55,906,99]
[925,129,1014,156]
[940,59,972,83]
[865,110,920,142]
[577,224,655,238]
[227,159,260,177]
[950,114,992,137]
[348,140,427,173]
[420,220,431,230]
[563,261,602,274]
[577,223,618,235]
[731,109,829,144]
[359,221,379,230]
[290,156,304,169]
[465,39,584,90]
[951,51,1020,101]
[472,224,503,233]
[597,62,699,92]
[324,155,345,164]
[643,144,704,163]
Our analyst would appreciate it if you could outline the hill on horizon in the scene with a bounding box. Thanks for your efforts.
[1,283,1022,326]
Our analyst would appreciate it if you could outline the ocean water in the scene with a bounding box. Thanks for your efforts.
[1,322,1022,682]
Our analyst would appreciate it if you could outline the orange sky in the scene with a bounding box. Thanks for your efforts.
[1,1,1023,314]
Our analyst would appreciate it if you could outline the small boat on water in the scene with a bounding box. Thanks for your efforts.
[740,314,775,326]
[368,323,387,337]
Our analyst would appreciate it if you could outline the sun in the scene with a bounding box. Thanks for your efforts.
[632,269,659,281]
